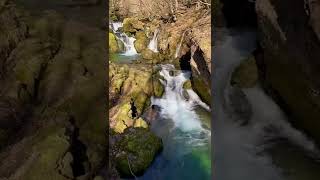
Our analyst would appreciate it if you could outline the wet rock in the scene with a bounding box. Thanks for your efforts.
[183,80,192,89]
[114,127,162,178]
[227,87,252,125]
[191,74,211,106]
[231,55,258,88]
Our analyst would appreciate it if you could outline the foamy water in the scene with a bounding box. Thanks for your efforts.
[151,64,210,143]
[109,22,138,56]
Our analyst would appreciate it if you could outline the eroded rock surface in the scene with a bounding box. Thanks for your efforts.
[256,0,320,143]
[0,1,107,179]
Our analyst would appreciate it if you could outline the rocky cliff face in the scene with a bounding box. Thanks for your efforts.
[255,0,320,142]
[0,1,107,179]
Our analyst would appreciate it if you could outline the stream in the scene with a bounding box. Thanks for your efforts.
[110,21,212,179]
[138,64,211,180]
[213,28,320,180]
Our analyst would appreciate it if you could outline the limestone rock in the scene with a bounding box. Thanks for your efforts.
[114,127,162,178]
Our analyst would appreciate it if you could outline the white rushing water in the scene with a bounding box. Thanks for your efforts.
[109,22,138,56]
[213,28,320,180]
[151,64,210,146]
[148,29,159,52]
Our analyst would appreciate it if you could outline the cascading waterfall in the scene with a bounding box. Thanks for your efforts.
[109,22,138,56]
[174,30,187,58]
[148,28,159,52]
[151,64,210,145]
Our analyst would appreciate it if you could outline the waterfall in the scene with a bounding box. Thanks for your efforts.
[109,22,138,56]
[174,31,187,58]
[151,64,210,146]
[148,29,159,52]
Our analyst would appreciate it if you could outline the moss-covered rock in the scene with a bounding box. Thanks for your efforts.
[115,127,162,178]
[23,128,70,180]
[183,80,192,89]
[141,49,155,60]
[231,55,258,88]
[109,32,120,53]
[0,8,107,179]
[123,18,144,34]
[191,76,211,106]
[153,79,164,97]
[134,31,148,53]
[109,63,160,132]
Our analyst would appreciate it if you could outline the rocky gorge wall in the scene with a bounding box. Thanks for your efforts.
[255,0,320,143]
[0,0,107,179]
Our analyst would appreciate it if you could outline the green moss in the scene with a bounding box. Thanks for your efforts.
[141,49,155,60]
[109,32,119,53]
[231,55,258,88]
[183,80,192,89]
[134,31,148,53]
[191,76,211,106]
[115,127,162,177]
[123,18,144,34]
[153,79,164,97]
[24,128,70,180]
[133,92,149,115]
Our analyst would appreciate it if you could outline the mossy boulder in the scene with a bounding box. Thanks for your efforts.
[115,127,162,178]
[191,76,211,106]
[141,49,155,60]
[134,31,148,53]
[109,32,120,53]
[231,55,258,88]
[123,18,144,34]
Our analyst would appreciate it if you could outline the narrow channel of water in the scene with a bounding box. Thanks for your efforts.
[213,28,320,180]
[137,64,211,180]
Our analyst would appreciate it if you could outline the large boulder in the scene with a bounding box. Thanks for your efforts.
[123,17,144,34]
[109,62,164,133]
[134,31,148,53]
[109,32,124,53]
[114,127,163,178]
